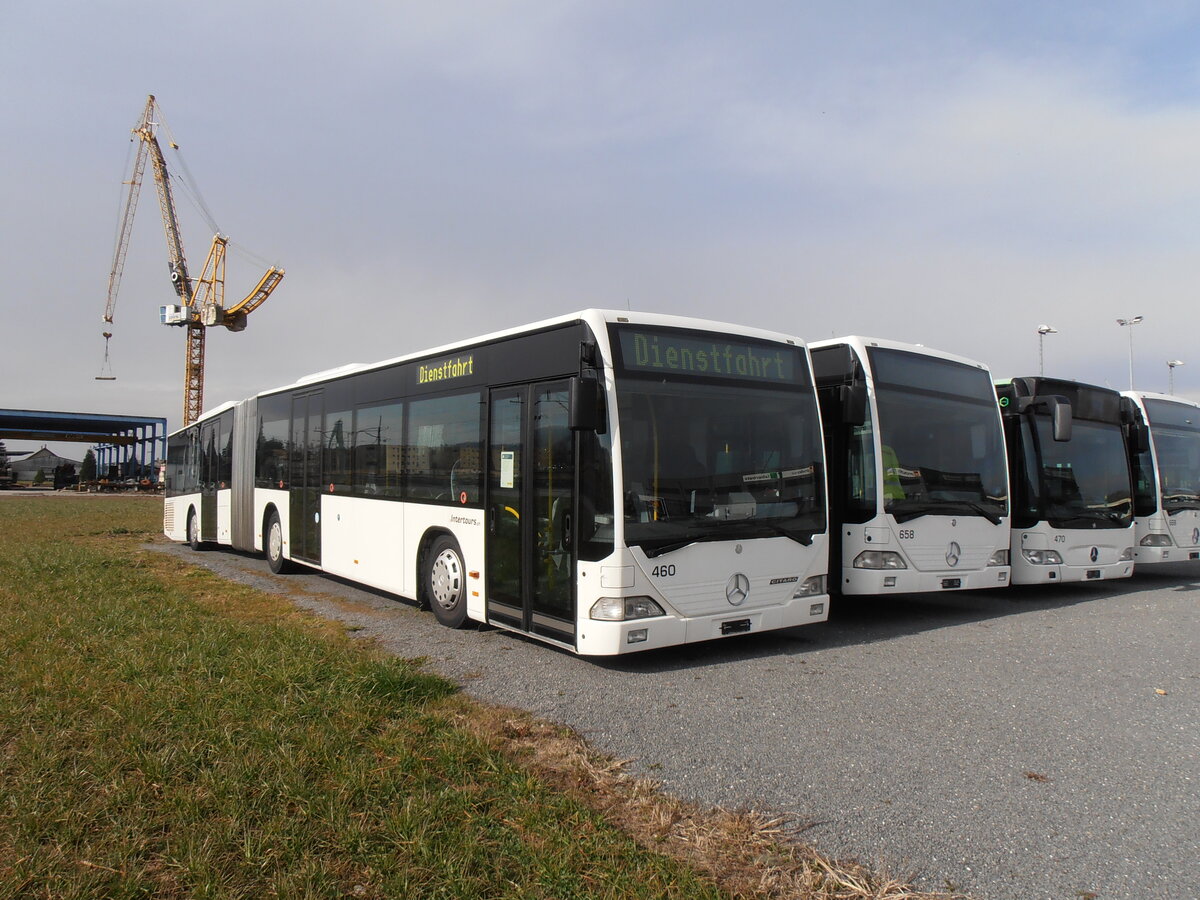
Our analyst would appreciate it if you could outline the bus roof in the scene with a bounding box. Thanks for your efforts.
[254,308,809,399]
[999,376,1127,424]
[1121,390,1200,411]
[809,335,991,372]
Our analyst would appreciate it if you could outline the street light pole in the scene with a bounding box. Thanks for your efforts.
[1037,325,1057,376]
[1116,316,1144,390]
[1168,359,1184,395]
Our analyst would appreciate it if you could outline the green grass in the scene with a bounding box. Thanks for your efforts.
[0,498,728,899]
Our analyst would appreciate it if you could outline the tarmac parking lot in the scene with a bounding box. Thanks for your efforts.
[151,540,1200,900]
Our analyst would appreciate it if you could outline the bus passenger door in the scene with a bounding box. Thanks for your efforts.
[200,420,218,541]
[487,380,576,645]
[290,390,324,564]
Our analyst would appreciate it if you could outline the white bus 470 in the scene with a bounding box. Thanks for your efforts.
[996,377,1141,584]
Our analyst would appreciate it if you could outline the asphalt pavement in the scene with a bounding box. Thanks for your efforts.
[148,540,1200,900]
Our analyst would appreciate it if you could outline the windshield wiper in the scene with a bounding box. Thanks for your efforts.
[638,525,728,558]
[1049,510,1129,528]
[945,500,1003,526]
[638,520,817,558]
[887,499,1003,525]
[726,519,816,546]
[1164,497,1200,514]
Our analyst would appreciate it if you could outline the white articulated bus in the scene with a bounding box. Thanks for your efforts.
[809,337,1010,595]
[1122,391,1200,564]
[996,377,1140,584]
[164,309,830,655]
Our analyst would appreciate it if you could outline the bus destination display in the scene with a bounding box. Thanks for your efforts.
[614,327,801,384]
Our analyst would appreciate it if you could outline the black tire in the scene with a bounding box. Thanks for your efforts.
[265,509,290,574]
[423,535,468,628]
[187,508,204,551]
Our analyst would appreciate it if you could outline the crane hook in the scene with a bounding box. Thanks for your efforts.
[96,332,117,381]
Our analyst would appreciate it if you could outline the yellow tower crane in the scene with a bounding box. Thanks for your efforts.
[100,94,284,426]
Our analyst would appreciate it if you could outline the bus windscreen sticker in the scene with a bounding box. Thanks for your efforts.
[500,451,515,489]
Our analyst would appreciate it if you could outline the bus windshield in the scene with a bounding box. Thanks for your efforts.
[1144,399,1200,513]
[1035,418,1133,528]
[616,379,826,557]
[868,350,1008,523]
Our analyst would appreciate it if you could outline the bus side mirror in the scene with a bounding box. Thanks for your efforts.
[1131,420,1150,454]
[1049,396,1072,442]
[569,376,601,432]
[840,383,867,427]
[1120,396,1151,453]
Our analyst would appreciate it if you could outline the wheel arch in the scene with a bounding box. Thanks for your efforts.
[261,502,282,549]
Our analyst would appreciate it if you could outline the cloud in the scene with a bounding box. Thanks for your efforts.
[6,0,1200,432]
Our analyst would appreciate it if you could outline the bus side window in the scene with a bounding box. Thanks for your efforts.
[355,400,404,497]
[578,429,614,561]
[324,409,353,493]
[407,392,482,504]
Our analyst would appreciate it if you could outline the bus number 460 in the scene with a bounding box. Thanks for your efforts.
[652,565,677,577]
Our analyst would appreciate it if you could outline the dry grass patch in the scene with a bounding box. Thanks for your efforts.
[459,705,964,899]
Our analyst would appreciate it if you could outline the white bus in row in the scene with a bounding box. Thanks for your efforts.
[996,377,1142,584]
[165,312,1194,654]
[164,310,832,656]
[1123,391,1200,564]
[810,337,1011,595]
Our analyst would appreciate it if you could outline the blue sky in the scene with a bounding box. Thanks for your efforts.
[3,2,1200,453]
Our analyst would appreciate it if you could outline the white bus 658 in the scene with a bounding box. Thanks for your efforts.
[810,337,1011,595]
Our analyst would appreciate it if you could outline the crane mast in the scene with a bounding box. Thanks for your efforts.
[101,94,284,426]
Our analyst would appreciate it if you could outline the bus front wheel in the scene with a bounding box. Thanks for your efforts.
[424,535,468,628]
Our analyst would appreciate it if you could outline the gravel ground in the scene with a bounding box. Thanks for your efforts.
[148,539,1199,900]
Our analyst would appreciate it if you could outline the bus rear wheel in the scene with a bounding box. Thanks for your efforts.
[265,510,290,574]
[187,509,203,551]
[424,535,468,628]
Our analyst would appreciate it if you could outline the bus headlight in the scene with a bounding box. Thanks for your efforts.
[987,549,1010,566]
[1119,547,1134,561]
[1139,534,1172,547]
[1021,549,1062,565]
[792,575,826,598]
[589,596,666,621]
[853,550,907,570]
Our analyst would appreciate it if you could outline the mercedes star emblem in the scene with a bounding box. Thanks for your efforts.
[726,573,750,606]
[946,541,961,568]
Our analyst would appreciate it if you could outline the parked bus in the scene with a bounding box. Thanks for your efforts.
[996,377,1140,584]
[1122,391,1200,564]
[809,337,1010,595]
[164,310,830,655]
